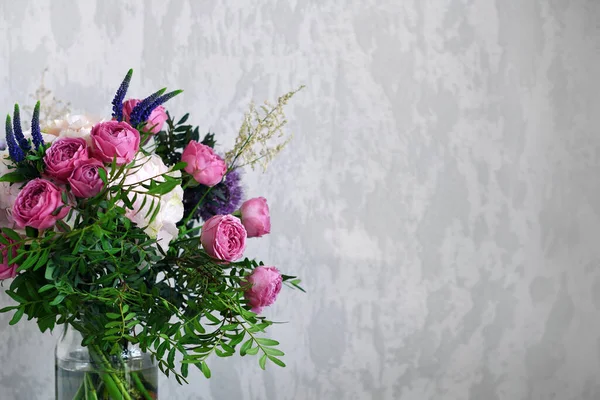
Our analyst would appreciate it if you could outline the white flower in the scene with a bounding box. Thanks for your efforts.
[43,114,102,145]
[118,154,184,250]
[0,151,22,229]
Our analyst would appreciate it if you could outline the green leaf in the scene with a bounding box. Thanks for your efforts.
[259,354,267,370]
[1,228,21,241]
[240,339,253,356]
[171,162,187,171]
[9,308,24,325]
[263,347,285,357]
[16,251,39,271]
[157,340,169,359]
[0,171,26,183]
[167,347,176,368]
[33,249,50,271]
[97,167,108,184]
[38,284,55,293]
[124,312,136,321]
[49,294,66,306]
[25,226,38,238]
[245,347,259,355]
[200,361,211,379]
[255,338,279,346]
[204,313,220,324]
[220,342,235,353]
[267,355,286,368]
[106,313,121,319]
[44,264,55,280]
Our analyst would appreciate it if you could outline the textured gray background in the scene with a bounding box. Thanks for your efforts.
[0,0,599,399]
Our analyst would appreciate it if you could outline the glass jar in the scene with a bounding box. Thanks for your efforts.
[55,325,158,400]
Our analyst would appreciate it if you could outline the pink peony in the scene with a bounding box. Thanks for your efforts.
[68,159,106,198]
[0,236,18,280]
[122,99,168,134]
[200,214,247,262]
[240,197,271,238]
[181,141,226,187]
[244,266,283,314]
[90,121,140,165]
[43,138,89,183]
[13,179,69,230]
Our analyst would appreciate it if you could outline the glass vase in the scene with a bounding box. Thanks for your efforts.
[55,325,158,400]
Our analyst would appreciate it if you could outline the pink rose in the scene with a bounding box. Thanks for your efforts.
[0,236,19,280]
[240,197,271,238]
[13,179,70,230]
[122,99,168,134]
[244,266,283,314]
[68,159,106,198]
[200,214,247,261]
[181,141,226,187]
[43,138,89,183]
[90,121,140,165]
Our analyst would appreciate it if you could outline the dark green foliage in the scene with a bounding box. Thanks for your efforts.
[154,112,201,167]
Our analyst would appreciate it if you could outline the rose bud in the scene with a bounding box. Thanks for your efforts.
[43,138,89,183]
[244,266,283,314]
[181,141,226,187]
[68,159,106,198]
[90,121,140,165]
[122,99,168,134]
[240,197,271,238]
[200,214,247,262]
[13,179,69,230]
[0,236,19,280]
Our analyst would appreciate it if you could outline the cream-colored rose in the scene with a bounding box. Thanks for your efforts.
[118,154,184,250]
[43,114,102,145]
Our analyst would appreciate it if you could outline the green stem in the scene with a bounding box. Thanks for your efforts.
[72,377,86,400]
[89,345,132,400]
[85,373,98,400]
[132,372,153,400]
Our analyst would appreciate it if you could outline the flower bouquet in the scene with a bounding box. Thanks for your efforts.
[0,69,303,400]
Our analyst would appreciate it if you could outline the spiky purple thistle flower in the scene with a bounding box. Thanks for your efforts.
[183,169,244,222]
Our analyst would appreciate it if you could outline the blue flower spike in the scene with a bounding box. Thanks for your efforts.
[6,114,24,163]
[128,88,167,127]
[112,69,134,121]
[13,104,30,151]
[31,101,44,149]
